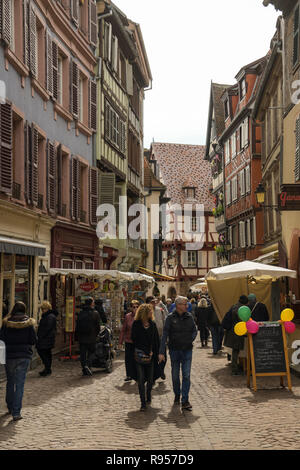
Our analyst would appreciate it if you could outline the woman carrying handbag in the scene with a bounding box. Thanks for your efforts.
[131,304,160,411]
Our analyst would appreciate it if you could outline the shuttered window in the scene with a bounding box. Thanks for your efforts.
[23,0,30,68]
[225,181,231,206]
[104,100,126,154]
[89,167,98,226]
[245,165,251,193]
[71,157,80,220]
[29,3,38,78]
[71,0,79,25]
[232,176,238,201]
[295,116,300,182]
[293,5,300,68]
[70,60,79,118]
[239,221,246,248]
[99,172,115,206]
[47,141,56,215]
[0,102,13,195]
[224,140,230,165]
[89,0,97,47]
[89,80,97,132]
[57,144,63,216]
[46,31,53,95]
[2,0,13,47]
[231,133,236,158]
[239,169,245,197]
[24,123,39,206]
[52,41,59,101]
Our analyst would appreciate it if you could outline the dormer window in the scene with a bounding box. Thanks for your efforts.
[240,78,246,100]
[185,187,196,199]
[224,99,229,119]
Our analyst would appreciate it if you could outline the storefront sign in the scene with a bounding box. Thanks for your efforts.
[278,185,300,211]
[79,282,99,292]
[65,297,75,333]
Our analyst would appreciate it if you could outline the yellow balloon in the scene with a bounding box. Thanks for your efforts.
[234,322,247,336]
[281,308,295,322]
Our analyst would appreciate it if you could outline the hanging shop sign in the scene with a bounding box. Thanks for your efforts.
[78,282,100,293]
[65,296,75,333]
[278,185,300,211]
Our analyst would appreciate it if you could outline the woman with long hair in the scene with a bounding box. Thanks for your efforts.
[37,301,58,376]
[131,304,160,411]
[119,300,140,381]
[195,297,210,348]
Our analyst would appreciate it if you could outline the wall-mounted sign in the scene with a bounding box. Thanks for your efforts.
[278,185,300,211]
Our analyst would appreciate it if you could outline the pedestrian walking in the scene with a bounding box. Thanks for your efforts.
[207,302,224,355]
[159,296,197,411]
[195,298,210,347]
[222,295,248,375]
[166,298,173,313]
[248,294,269,322]
[75,297,100,376]
[119,300,139,381]
[148,297,168,380]
[131,304,160,411]
[190,298,197,322]
[94,298,108,325]
[36,301,58,377]
[0,301,37,421]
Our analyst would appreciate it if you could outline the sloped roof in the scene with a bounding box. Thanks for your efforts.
[151,143,214,211]
[211,83,231,137]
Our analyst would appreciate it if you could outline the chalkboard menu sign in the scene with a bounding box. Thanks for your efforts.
[247,321,292,392]
[252,322,286,373]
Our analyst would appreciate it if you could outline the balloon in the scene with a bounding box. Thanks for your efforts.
[234,322,247,336]
[284,322,296,334]
[246,320,259,334]
[281,308,295,322]
[238,306,251,322]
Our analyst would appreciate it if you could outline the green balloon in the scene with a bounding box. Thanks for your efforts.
[238,306,251,322]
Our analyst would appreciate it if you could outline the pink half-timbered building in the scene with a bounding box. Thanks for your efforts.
[149,143,218,297]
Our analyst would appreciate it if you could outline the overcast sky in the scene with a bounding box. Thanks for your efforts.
[115,0,279,148]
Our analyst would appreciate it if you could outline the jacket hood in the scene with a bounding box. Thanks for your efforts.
[3,314,36,329]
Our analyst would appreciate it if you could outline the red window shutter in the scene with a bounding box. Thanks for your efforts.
[71,156,80,220]
[2,0,12,45]
[47,141,57,215]
[89,0,97,47]
[31,125,39,206]
[52,41,58,101]
[89,80,97,132]
[46,30,53,95]
[89,167,98,226]
[29,4,37,78]
[71,0,79,25]
[57,144,63,215]
[71,61,79,118]
[0,102,13,195]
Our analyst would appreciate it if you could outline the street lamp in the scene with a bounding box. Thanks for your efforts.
[255,183,279,210]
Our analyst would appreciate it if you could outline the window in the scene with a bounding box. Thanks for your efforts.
[130,78,140,118]
[225,140,230,165]
[224,99,229,119]
[232,176,238,201]
[79,76,84,122]
[128,131,140,174]
[239,169,245,197]
[191,216,197,232]
[105,100,126,154]
[187,251,197,268]
[239,221,246,248]
[120,52,126,89]
[231,133,236,158]
[225,181,231,206]
[250,217,256,246]
[185,188,196,199]
[85,260,94,270]
[62,259,73,269]
[57,55,63,105]
[232,225,238,249]
[245,165,251,193]
[240,78,246,100]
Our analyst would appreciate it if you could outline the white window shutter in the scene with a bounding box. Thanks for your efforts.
[245,166,250,193]
[244,117,249,145]
[226,181,231,206]
[247,220,251,247]
[181,251,188,268]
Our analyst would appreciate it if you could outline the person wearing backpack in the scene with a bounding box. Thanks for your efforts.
[75,297,100,376]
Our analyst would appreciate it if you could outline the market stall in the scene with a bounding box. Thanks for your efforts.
[49,269,154,354]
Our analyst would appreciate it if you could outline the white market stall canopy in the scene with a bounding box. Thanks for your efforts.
[49,268,154,284]
[190,282,207,292]
[205,261,297,281]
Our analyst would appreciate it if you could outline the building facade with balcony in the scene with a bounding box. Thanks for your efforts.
[0,0,99,326]
[96,0,152,272]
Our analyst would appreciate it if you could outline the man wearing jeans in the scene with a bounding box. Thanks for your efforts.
[159,296,197,411]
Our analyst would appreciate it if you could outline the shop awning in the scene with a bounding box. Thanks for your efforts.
[253,250,279,265]
[205,260,297,281]
[138,266,176,281]
[0,236,46,257]
[49,268,154,284]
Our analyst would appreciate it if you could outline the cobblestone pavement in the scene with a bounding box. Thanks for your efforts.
[1,338,300,450]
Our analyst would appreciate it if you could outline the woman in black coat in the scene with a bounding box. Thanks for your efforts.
[37,301,58,377]
[195,298,210,347]
[131,304,160,411]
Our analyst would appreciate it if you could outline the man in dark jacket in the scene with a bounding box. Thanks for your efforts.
[159,296,197,411]
[94,299,107,324]
[75,297,100,376]
[0,301,37,421]
[37,301,58,377]
[248,294,269,322]
[222,295,248,375]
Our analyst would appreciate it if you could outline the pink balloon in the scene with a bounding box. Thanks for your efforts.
[284,322,296,334]
[246,320,259,334]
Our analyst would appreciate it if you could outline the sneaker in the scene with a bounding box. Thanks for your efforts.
[140,404,146,411]
[12,415,23,421]
[124,377,132,382]
[174,395,180,405]
[84,366,93,376]
[182,401,193,411]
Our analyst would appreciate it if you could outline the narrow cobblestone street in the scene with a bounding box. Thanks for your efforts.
[1,338,300,451]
